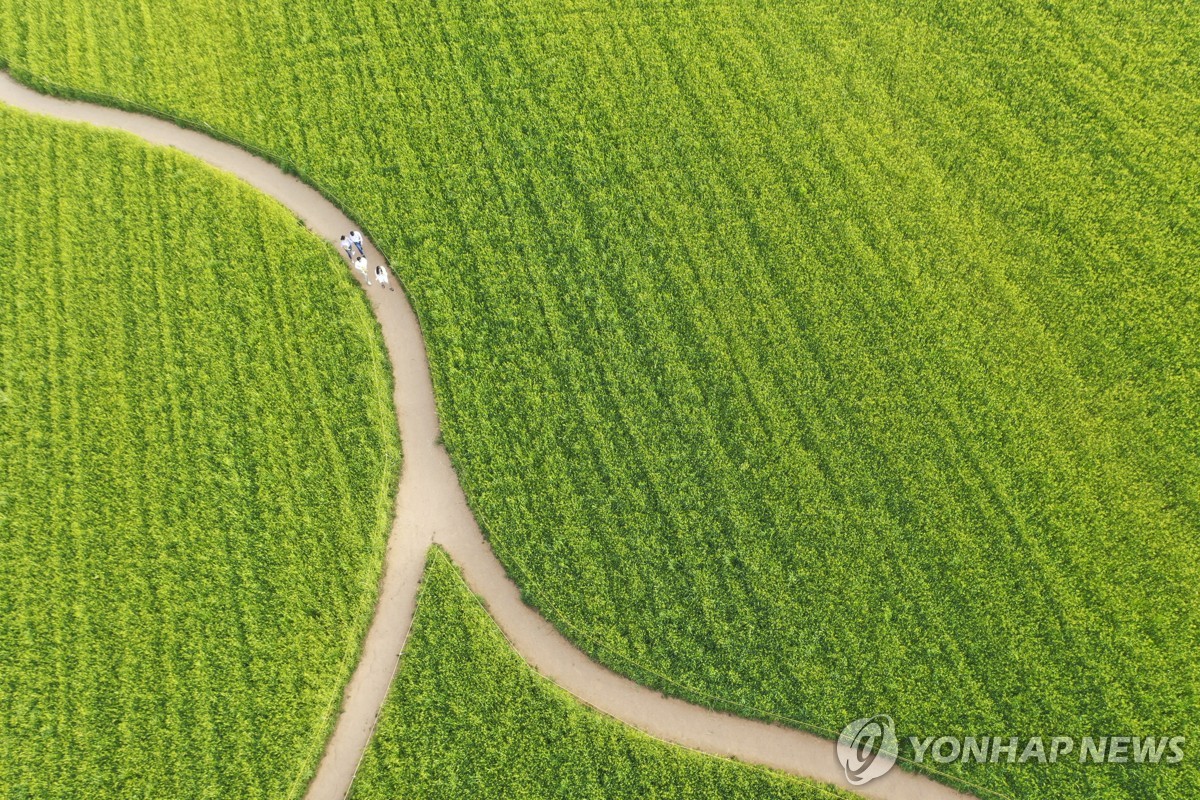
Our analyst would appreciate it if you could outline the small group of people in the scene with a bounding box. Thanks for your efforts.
[339,229,394,292]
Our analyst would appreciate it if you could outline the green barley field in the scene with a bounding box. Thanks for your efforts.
[2,1,1198,797]
[351,548,848,800]
[0,106,399,797]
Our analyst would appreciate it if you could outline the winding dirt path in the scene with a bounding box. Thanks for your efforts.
[0,71,984,800]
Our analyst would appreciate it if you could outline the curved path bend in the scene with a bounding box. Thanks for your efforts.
[0,71,983,800]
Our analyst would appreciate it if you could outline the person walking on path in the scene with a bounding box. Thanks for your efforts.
[350,230,365,256]
[340,235,354,261]
[355,255,372,284]
[376,265,394,291]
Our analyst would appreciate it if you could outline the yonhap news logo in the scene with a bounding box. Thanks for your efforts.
[837,715,899,785]
[835,713,1186,787]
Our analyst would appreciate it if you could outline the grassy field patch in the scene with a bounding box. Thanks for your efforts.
[0,105,399,798]
[351,547,849,800]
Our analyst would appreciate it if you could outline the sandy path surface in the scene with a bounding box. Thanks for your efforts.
[0,71,985,800]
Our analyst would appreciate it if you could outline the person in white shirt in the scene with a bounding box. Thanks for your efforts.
[340,235,354,260]
[355,255,371,284]
[350,230,365,256]
[375,265,394,291]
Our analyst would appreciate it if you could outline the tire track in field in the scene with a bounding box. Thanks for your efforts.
[0,70,985,800]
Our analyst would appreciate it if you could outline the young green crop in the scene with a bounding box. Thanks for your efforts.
[0,105,399,798]
[351,547,850,800]
[2,1,1198,798]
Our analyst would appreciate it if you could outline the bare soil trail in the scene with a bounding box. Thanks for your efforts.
[0,71,984,800]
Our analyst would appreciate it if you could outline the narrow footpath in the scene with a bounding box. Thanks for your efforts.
[0,71,982,800]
